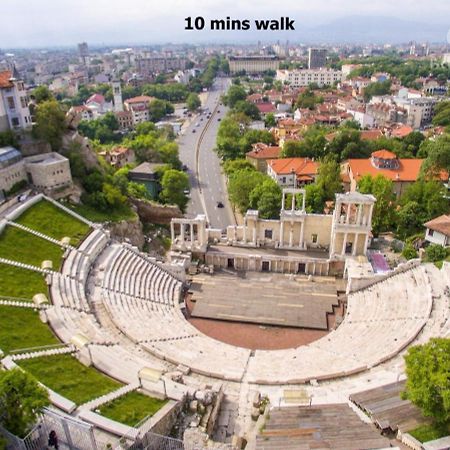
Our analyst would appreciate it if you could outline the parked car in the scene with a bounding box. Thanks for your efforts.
[217,201,224,208]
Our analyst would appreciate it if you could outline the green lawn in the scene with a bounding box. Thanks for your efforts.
[19,354,122,405]
[0,263,47,300]
[98,391,168,427]
[409,423,450,443]
[0,306,59,353]
[16,200,90,246]
[0,226,63,268]
[66,202,136,223]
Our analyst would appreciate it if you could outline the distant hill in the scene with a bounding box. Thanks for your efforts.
[299,15,449,44]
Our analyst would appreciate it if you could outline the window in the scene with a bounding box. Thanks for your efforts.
[311,234,318,244]
[428,229,434,237]
[7,97,15,110]
[264,229,273,239]
[11,117,19,127]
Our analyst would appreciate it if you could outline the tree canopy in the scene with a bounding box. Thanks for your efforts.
[0,368,50,437]
[160,169,189,212]
[403,338,450,425]
[33,100,67,150]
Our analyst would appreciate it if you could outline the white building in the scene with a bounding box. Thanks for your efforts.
[424,215,450,247]
[0,69,32,132]
[276,69,343,88]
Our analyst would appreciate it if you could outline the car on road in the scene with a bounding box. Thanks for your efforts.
[217,118,221,121]
[217,110,220,113]
[183,189,190,196]
[192,129,196,133]
[217,201,224,208]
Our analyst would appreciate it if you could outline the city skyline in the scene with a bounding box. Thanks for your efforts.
[2,0,450,48]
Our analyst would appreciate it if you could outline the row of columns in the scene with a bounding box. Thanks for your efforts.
[338,231,370,256]
[170,221,205,248]
[339,203,374,227]
[279,221,305,249]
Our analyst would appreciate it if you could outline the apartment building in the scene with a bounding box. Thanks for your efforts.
[228,56,280,74]
[276,69,343,87]
[0,70,32,132]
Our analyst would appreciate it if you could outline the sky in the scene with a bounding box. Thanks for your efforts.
[2,0,450,48]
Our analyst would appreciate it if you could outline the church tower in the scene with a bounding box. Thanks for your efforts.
[111,80,123,112]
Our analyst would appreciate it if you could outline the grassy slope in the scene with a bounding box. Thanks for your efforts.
[98,391,168,426]
[0,306,59,353]
[16,200,90,246]
[19,354,122,405]
[0,263,47,299]
[0,226,63,268]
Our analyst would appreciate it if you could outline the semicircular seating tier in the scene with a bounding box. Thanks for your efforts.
[47,226,449,385]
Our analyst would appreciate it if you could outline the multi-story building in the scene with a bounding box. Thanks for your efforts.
[308,48,327,69]
[78,42,89,65]
[0,146,72,196]
[0,146,26,193]
[0,69,32,132]
[276,69,343,87]
[228,56,280,74]
[136,56,187,76]
[267,157,319,187]
[123,95,155,126]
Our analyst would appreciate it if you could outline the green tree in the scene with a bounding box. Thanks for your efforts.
[0,130,19,148]
[223,85,247,108]
[149,99,174,122]
[296,88,323,110]
[32,85,53,103]
[223,159,255,176]
[233,100,261,120]
[228,169,266,213]
[432,101,450,127]
[0,368,49,437]
[402,243,418,260]
[264,112,276,128]
[363,80,392,101]
[358,174,395,234]
[186,93,201,111]
[420,134,450,178]
[160,169,189,211]
[33,100,66,150]
[249,178,282,219]
[397,201,423,239]
[425,244,447,262]
[403,338,450,425]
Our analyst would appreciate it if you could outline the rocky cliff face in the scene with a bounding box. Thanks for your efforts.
[132,198,183,225]
[62,131,100,170]
[107,217,146,249]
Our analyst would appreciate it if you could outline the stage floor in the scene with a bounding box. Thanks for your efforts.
[189,271,338,330]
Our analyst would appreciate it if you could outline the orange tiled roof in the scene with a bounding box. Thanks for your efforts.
[268,157,319,177]
[246,144,281,160]
[360,129,383,141]
[125,95,155,104]
[424,215,450,236]
[0,70,13,88]
[391,124,414,138]
[372,149,397,159]
[347,158,447,183]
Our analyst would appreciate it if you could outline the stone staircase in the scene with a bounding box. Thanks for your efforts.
[7,221,76,250]
[10,345,77,361]
[78,381,140,411]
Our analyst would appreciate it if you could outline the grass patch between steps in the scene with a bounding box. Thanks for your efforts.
[0,306,59,353]
[18,354,122,405]
[0,263,48,300]
[409,423,450,443]
[16,200,90,247]
[98,391,168,427]
[0,225,63,268]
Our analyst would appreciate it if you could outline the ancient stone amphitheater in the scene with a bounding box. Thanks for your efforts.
[1,195,450,448]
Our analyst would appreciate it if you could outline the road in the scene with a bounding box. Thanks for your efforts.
[177,78,236,230]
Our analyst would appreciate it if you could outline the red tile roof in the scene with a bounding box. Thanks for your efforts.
[347,158,447,183]
[360,129,384,141]
[268,157,319,177]
[86,93,106,105]
[372,149,397,159]
[391,124,413,138]
[256,102,276,114]
[246,143,281,160]
[0,70,13,89]
[424,215,450,236]
[125,95,155,104]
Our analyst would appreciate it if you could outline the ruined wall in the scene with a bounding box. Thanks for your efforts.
[132,198,183,225]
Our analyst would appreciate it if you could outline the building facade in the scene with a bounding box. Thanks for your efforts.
[308,48,327,69]
[276,69,343,87]
[0,70,32,132]
[228,56,280,74]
